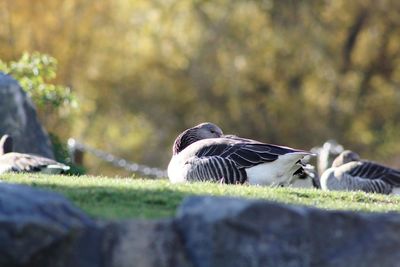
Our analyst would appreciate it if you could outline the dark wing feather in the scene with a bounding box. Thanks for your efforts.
[348,161,400,186]
[196,138,304,169]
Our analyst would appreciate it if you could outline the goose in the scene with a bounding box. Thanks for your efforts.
[311,140,344,176]
[290,162,319,188]
[168,122,312,186]
[304,140,344,189]
[317,140,344,176]
[0,134,70,174]
[320,150,400,194]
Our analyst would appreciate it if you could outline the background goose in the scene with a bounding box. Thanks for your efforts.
[0,135,70,174]
[315,140,344,176]
[320,150,400,194]
[168,122,312,186]
[290,162,319,188]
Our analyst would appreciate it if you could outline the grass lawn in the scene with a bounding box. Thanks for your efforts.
[2,173,400,220]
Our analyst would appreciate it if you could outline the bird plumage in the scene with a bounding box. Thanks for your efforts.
[168,122,311,186]
[315,140,344,176]
[320,150,400,194]
[0,134,70,174]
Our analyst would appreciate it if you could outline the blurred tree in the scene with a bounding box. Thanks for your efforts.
[0,52,76,109]
[1,0,400,175]
[0,52,81,172]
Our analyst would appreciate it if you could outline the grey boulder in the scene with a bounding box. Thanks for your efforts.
[0,73,54,158]
[110,220,192,267]
[2,181,400,267]
[176,196,400,267]
[0,183,104,267]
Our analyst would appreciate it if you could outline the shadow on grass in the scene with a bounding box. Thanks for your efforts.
[6,176,400,219]
[27,182,190,220]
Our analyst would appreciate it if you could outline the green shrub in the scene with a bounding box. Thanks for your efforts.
[0,52,77,109]
[49,133,86,175]
[0,52,81,172]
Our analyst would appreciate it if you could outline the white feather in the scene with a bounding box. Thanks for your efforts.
[0,164,13,174]
[40,165,70,174]
[168,154,190,183]
[320,167,334,191]
[246,152,308,186]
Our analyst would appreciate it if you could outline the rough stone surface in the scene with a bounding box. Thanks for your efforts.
[110,220,192,267]
[176,196,400,267]
[308,209,400,267]
[0,183,106,267]
[2,181,400,267]
[0,72,54,158]
[176,197,310,267]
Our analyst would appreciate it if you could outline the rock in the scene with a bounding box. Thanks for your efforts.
[308,209,400,267]
[176,197,309,267]
[3,182,400,267]
[0,73,54,158]
[176,196,400,267]
[0,182,190,267]
[110,220,192,267]
[0,183,104,267]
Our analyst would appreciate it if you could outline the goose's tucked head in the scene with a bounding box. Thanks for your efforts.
[0,135,13,155]
[332,150,360,167]
[173,122,223,155]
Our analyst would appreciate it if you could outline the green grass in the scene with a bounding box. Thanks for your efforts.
[2,173,400,219]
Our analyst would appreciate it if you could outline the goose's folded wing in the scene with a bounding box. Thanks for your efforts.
[1,153,67,172]
[348,161,400,186]
[196,140,307,169]
[186,156,247,184]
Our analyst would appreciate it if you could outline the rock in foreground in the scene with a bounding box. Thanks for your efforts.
[1,182,400,267]
[0,183,103,267]
[176,196,400,267]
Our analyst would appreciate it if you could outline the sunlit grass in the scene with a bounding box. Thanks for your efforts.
[2,173,400,219]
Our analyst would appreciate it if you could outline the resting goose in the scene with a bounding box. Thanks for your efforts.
[0,135,70,174]
[290,162,319,188]
[320,150,400,194]
[168,122,312,186]
[316,140,344,176]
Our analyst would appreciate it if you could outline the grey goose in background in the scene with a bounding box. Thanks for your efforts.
[314,140,344,176]
[305,139,344,189]
[0,134,70,174]
[320,150,400,194]
[168,122,312,186]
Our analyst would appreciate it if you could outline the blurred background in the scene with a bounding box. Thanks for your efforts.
[1,0,400,176]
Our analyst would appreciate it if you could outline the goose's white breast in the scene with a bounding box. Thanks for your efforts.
[168,154,190,183]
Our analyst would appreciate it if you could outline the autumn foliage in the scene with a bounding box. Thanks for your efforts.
[1,0,400,174]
